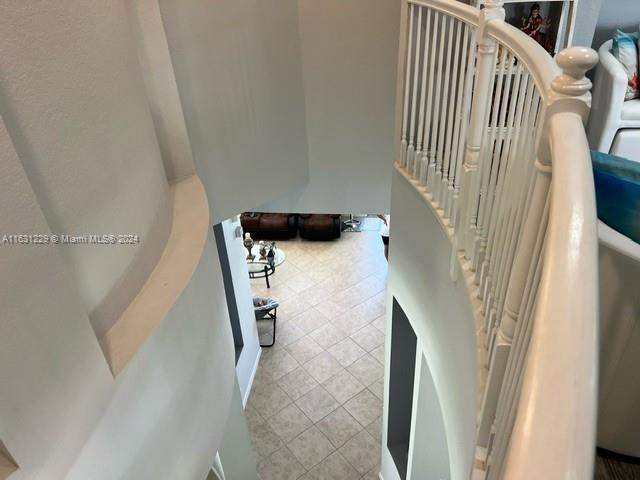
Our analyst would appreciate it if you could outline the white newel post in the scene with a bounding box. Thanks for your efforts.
[457,0,504,259]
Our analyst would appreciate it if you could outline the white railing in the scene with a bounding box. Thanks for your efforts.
[396,0,598,477]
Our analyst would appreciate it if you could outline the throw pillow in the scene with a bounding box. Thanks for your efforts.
[591,150,640,244]
[612,30,639,100]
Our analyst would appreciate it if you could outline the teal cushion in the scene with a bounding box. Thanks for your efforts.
[591,150,640,244]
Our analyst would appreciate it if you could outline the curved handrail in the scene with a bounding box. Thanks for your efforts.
[503,114,599,479]
[395,0,599,477]
[409,0,479,26]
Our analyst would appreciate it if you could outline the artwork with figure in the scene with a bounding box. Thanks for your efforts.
[520,2,553,53]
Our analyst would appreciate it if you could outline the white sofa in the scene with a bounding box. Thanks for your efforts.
[588,38,640,162]
[598,221,640,456]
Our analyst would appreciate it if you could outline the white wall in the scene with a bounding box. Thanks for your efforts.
[218,379,259,480]
[126,0,196,182]
[0,125,237,479]
[591,0,640,48]
[158,0,310,223]
[382,170,478,479]
[257,0,400,215]
[0,2,240,478]
[220,217,261,403]
[408,354,450,479]
[0,0,171,338]
[0,115,114,480]
[66,232,236,480]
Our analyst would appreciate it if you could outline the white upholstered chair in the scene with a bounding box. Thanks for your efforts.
[587,37,640,162]
[598,221,640,456]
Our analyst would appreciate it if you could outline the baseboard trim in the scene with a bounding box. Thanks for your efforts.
[243,347,262,408]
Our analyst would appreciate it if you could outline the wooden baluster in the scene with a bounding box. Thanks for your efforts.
[473,47,508,285]
[485,62,525,344]
[426,12,441,192]
[400,4,415,169]
[421,11,440,189]
[457,0,504,259]
[435,16,455,206]
[449,25,474,224]
[427,14,446,194]
[414,8,431,181]
[406,5,423,175]
[480,53,515,316]
[442,19,463,219]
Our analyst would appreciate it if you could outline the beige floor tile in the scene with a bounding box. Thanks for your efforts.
[279,295,314,319]
[371,314,386,333]
[370,344,385,365]
[286,272,319,293]
[293,308,330,335]
[361,466,381,479]
[347,354,384,387]
[295,385,340,423]
[305,451,360,480]
[254,282,297,302]
[309,322,349,349]
[249,383,292,419]
[339,430,381,475]
[274,261,303,278]
[322,369,365,404]
[278,367,319,401]
[276,319,307,346]
[315,407,363,448]
[351,300,386,324]
[332,311,370,336]
[248,229,390,474]
[369,379,384,401]
[286,335,325,365]
[250,423,285,459]
[350,324,385,352]
[261,349,300,380]
[332,286,366,309]
[245,405,265,431]
[303,351,344,384]
[327,338,367,367]
[314,299,348,321]
[267,403,313,442]
[365,416,382,442]
[287,425,336,470]
[343,389,383,427]
[258,446,306,480]
[251,365,275,395]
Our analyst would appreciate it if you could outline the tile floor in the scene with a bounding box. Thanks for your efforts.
[247,225,388,480]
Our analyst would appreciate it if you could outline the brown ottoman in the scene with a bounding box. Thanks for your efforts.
[240,212,298,239]
[299,214,341,240]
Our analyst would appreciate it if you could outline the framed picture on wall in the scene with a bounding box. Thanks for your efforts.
[471,0,578,56]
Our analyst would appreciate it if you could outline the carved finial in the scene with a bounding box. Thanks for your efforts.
[551,47,599,97]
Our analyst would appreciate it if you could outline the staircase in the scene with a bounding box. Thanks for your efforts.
[391,0,599,477]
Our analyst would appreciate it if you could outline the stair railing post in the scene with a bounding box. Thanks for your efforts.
[456,0,504,260]
[499,46,598,342]
[478,45,598,464]
[501,46,598,480]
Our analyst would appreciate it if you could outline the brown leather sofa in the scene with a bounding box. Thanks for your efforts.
[299,214,341,240]
[240,213,298,239]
